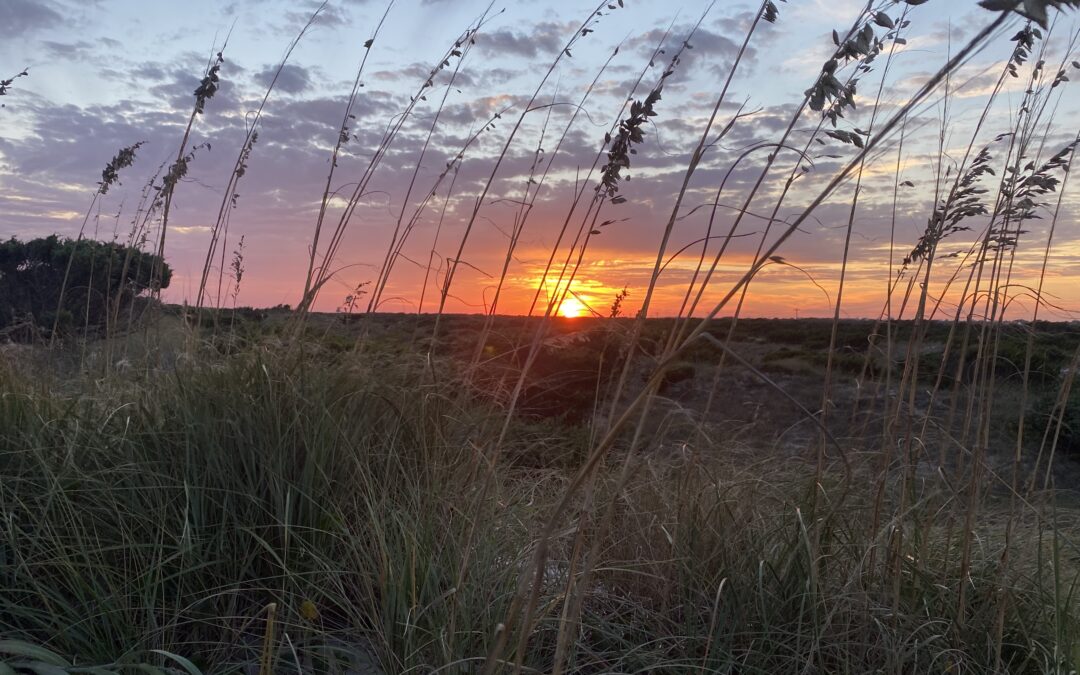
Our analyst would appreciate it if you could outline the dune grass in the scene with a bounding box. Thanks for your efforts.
[1,349,1077,673]
[5,0,1080,672]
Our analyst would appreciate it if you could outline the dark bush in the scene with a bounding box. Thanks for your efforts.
[0,235,171,340]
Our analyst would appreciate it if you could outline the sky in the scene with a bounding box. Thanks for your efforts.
[3,0,1080,319]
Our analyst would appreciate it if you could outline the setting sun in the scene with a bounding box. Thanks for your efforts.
[559,297,586,318]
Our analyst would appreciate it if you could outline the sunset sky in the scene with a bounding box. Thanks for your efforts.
[3,0,1080,319]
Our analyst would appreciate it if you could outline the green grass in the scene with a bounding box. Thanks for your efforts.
[1,346,1077,673]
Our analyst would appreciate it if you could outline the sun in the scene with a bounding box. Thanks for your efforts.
[559,297,586,318]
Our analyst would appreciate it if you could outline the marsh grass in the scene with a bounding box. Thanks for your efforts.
[7,0,1080,673]
[2,353,1076,673]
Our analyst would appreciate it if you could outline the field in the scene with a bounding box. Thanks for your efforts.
[6,0,1080,673]
[3,310,1080,673]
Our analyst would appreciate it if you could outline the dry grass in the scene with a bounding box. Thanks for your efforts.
[4,0,1080,673]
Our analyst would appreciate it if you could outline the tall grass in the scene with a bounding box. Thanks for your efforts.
[6,0,1080,672]
[3,352,1076,672]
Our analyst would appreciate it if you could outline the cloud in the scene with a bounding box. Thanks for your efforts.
[627,25,752,73]
[40,40,97,59]
[372,63,432,83]
[475,22,570,59]
[281,3,351,32]
[255,63,311,95]
[1,0,62,33]
[129,62,172,81]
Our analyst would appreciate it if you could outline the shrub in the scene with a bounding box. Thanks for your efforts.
[0,235,171,339]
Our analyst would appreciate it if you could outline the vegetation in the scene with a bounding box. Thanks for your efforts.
[2,344,1077,674]
[4,0,1080,673]
[0,236,170,341]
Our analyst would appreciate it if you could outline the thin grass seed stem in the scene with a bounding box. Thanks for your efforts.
[506,15,1011,675]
